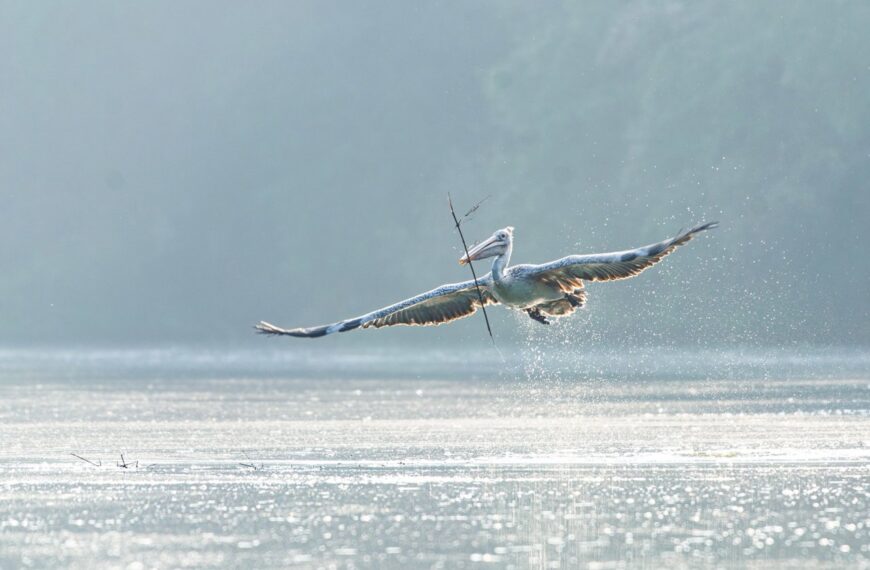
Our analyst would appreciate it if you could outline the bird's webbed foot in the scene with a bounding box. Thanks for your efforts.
[526,307,551,325]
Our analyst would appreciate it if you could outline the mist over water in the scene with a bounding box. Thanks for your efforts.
[2,2,869,346]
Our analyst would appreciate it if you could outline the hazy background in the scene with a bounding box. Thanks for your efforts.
[2,1,868,347]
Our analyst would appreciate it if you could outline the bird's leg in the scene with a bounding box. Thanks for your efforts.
[526,307,550,325]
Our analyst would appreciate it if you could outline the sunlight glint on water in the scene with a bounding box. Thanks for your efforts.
[0,347,868,568]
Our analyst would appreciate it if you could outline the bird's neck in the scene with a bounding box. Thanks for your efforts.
[490,243,512,283]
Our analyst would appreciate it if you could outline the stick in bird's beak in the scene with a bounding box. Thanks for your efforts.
[459,235,500,265]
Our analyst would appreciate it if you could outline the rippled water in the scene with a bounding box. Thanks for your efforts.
[1,347,868,569]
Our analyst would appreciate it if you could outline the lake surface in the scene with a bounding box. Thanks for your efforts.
[1,347,868,569]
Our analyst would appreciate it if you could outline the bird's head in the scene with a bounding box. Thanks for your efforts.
[459,227,513,265]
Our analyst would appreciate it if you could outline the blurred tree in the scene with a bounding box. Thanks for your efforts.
[484,1,870,345]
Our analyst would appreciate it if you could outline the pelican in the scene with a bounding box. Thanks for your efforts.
[255,221,718,338]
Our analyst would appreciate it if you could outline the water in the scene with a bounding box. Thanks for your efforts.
[1,347,868,569]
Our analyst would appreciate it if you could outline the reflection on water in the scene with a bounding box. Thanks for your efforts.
[0,348,868,568]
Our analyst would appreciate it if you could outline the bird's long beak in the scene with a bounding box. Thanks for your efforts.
[459,235,501,265]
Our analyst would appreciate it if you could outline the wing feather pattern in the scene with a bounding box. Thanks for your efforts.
[256,278,497,338]
[522,222,718,289]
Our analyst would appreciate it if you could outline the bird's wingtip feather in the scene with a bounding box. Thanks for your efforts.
[694,221,719,232]
[254,321,287,336]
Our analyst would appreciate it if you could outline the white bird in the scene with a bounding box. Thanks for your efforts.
[255,221,718,338]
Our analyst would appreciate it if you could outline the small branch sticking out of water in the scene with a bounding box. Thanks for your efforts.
[239,450,263,471]
[71,452,147,469]
[448,193,496,345]
[117,453,138,469]
[71,453,101,467]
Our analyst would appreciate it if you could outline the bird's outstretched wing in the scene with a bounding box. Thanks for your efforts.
[518,222,718,291]
[255,278,497,338]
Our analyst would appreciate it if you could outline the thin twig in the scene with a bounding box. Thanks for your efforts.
[448,193,495,344]
[117,453,137,469]
[463,195,490,219]
[70,453,101,467]
[239,450,261,470]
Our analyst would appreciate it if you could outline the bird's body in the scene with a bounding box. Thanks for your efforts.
[491,266,562,307]
[256,221,717,338]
